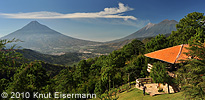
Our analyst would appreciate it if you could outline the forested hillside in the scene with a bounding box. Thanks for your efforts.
[16,49,93,65]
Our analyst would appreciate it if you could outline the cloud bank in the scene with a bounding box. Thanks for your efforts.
[0,3,136,20]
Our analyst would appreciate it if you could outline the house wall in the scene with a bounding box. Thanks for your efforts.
[158,83,175,93]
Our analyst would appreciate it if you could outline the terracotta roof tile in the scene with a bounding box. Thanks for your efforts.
[175,44,189,63]
[145,44,189,64]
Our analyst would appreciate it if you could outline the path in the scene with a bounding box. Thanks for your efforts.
[136,83,165,96]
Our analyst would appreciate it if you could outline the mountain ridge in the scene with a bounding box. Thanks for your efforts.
[145,23,155,30]
[108,19,178,43]
[1,21,101,54]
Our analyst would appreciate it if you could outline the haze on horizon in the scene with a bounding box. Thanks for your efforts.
[0,0,204,42]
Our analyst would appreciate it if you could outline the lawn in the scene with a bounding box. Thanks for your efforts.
[92,87,184,100]
[118,88,184,100]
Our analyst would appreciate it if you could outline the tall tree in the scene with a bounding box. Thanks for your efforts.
[168,12,205,46]
[0,39,24,93]
[150,62,173,93]
[73,60,90,83]
[101,50,125,91]
[176,41,205,99]
[7,61,49,97]
[55,69,75,93]
[122,39,145,59]
[150,62,170,84]
[145,34,169,53]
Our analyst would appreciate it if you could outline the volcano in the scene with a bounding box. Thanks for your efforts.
[1,21,100,54]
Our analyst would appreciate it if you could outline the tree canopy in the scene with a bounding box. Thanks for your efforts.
[145,34,169,53]
[150,62,170,84]
[168,12,205,46]
[176,41,205,99]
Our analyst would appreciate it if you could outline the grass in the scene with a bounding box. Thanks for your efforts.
[92,87,184,100]
[118,88,184,100]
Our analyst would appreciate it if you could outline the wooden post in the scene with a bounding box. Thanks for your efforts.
[167,84,170,94]
[128,73,130,88]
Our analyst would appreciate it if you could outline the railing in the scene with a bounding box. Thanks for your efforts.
[147,63,153,73]
[136,78,153,84]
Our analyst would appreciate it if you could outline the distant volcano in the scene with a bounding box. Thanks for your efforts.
[109,19,178,43]
[1,21,100,54]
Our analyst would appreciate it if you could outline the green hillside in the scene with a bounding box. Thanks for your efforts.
[16,49,96,65]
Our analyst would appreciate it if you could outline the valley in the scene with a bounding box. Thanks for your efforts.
[0,20,178,65]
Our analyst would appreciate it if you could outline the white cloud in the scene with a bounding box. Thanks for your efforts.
[0,3,136,20]
[73,18,150,28]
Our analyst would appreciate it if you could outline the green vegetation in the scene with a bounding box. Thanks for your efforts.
[150,62,171,85]
[150,62,175,93]
[168,12,205,46]
[17,49,96,65]
[176,41,205,99]
[145,34,169,53]
[6,61,49,96]
[0,37,149,99]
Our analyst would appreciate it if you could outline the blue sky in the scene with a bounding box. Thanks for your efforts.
[0,0,204,42]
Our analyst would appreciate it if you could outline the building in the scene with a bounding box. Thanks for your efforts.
[138,44,190,94]
[145,44,190,72]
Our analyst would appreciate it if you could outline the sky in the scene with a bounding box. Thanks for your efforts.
[0,0,204,42]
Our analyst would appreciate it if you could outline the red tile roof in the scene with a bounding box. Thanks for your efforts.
[145,44,189,64]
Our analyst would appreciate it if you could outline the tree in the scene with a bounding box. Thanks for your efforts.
[122,39,145,59]
[0,39,24,93]
[100,50,125,91]
[176,41,205,99]
[190,27,205,43]
[168,12,205,46]
[123,55,147,89]
[124,63,136,89]
[73,60,90,83]
[150,62,170,84]
[55,68,75,93]
[145,34,169,53]
[7,61,49,98]
[150,62,172,93]
[133,55,147,78]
